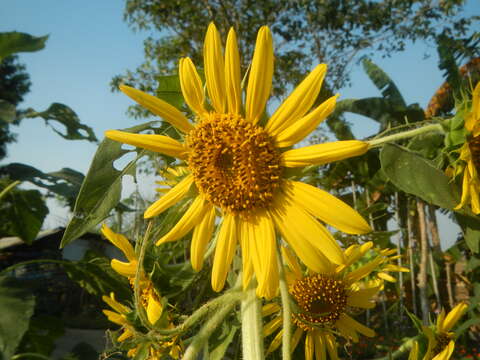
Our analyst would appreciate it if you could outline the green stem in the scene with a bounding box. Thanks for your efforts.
[11,353,51,360]
[277,248,292,360]
[183,300,236,360]
[0,180,20,201]
[134,221,153,328]
[241,282,265,360]
[367,123,443,148]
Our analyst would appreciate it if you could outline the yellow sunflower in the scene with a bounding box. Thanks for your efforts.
[105,23,371,298]
[263,244,384,359]
[101,224,162,325]
[102,292,183,359]
[454,82,480,214]
[421,302,468,360]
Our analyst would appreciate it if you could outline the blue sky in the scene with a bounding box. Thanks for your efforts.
[1,0,478,245]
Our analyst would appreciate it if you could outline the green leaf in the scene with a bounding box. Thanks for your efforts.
[455,213,480,253]
[0,32,48,60]
[24,103,97,142]
[0,277,36,360]
[0,100,15,123]
[362,58,406,106]
[335,98,424,129]
[17,315,64,356]
[380,144,461,209]
[210,325,238,360]
[60,122,158,247]
[0,181,49,244]
[156,74,184,110]
[0,163,84,208]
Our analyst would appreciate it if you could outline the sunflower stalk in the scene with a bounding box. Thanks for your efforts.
[242,281,266,360]
[367,123,443,148]
[278,247,292,360]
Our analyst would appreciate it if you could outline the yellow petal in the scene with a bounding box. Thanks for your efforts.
[377,272,397,282]
[432,340,455,360]
[337,313,374,339]
[281,245,303,280]
[348,286,381,308]
[274,95,338,148]
[455,169,470,211]
[156,197,209,245]
[441,302,468,332]
[104,130,187,159]
[266,64,327,135]
[211,214,238,292]
[146,291,163,325]
[179,57,206,116]
[102,309,127,326]
[117,328,134,342]
[145,174,193,218]
[266,329,283,354]
[291,327,304,353]
[270,196,339,271]
[305,331,314,360]
[245,26,273,124]
[119,85,194,133]
[101,224,136,261]
[284,180,371,234]
[314,331,326,360]
[102,292,129,314]
[465,82,480,133]
[111,259,137,277]
[282,140,369,167]
[240,219,254,290]
[191,203,216,271]
[273,193,345,265]
[345,257,382,284]
[262,303,281,317]
[324,333,339,360]
[408,341,419,360]
[204,23,226,113]
[255,213,279,299]
[263,316,282,337]
[225,28,241,114]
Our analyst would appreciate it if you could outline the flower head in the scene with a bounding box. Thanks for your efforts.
[421,302,468,360]
[264,244,383,359]
[105,23,371,298]
[454,82,480,214]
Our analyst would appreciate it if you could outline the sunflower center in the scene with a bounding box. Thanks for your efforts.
[290,274,348,331]
[432,332,452,356]
[468,135,480,173]
[186,113,282,214]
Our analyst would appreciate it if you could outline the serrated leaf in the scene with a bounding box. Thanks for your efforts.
[362,58,406,106]
[0,277,36,360]
[24,103,97,142]
[380,144,460,209]
[60,122,158,247]
[0,100,15,123]
[0,32,48,60]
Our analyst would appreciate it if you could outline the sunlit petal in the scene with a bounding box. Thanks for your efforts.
[145,174,193,218]
[179,57,206,116]
[204,22,226,113]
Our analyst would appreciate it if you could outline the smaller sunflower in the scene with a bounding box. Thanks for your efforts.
[454,82,480,214]
[101,224,162,325]
[263,244,384,360]
[102,292,182,359]
[421,302,468,360]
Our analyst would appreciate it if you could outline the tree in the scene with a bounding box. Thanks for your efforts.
[0,55,31,159]
[113,0,476,118]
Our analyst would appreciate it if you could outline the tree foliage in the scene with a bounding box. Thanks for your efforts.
[113,0,476,119]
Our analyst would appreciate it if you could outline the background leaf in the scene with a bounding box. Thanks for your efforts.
[380,143,460,209]
[0,32,48,60]
[0,277,35,360]
[362,58,406,106]
[155,74,184,110]
[0,100,15,123]
[24,103,97,142]
[60,121,158,247]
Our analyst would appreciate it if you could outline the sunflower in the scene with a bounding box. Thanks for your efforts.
[454,82,480,214]
[101,224,162,325]
[263,244,385,359]
[421,302,468,360]
[105,23,371,298]
[102,292,183,359]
